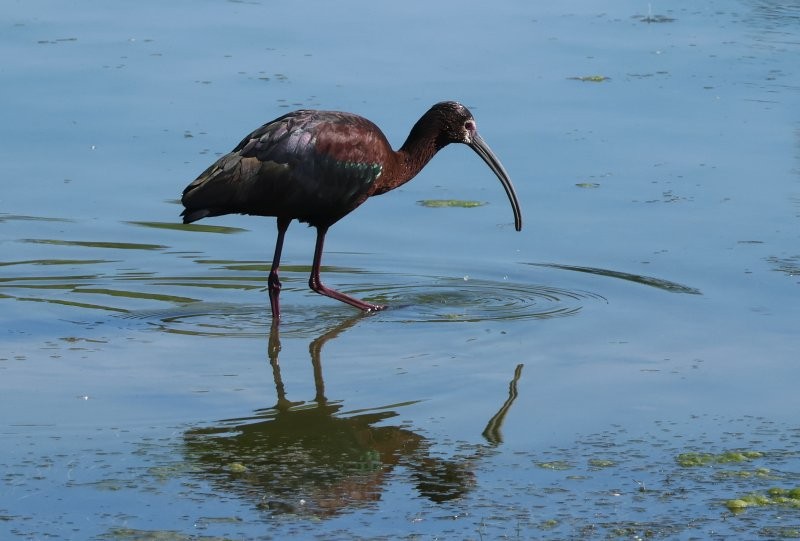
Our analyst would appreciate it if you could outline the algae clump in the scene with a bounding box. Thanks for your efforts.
[418,199,485,208]
[724,486,800,513]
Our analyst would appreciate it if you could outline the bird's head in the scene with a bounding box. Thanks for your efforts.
[427,101,523,231]
[427,101,477,147]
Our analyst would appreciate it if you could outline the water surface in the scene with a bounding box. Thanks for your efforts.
[2,1,799,539]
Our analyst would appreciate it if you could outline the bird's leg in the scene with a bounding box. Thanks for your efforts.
[309,226,386,312]
[268,217,291,319]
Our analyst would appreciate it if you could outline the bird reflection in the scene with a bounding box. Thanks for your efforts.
[183,316,523,517]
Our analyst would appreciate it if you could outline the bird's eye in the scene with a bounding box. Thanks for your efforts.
[465,120,476,132]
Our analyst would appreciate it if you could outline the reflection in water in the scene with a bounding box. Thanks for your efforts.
[182,317,524,516]
[529,262,702,295]
[482,363,524,446]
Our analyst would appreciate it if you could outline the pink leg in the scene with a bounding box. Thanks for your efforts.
[309,226,386,312]
[268,217,291,320]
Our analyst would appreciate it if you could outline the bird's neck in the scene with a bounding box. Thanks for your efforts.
[378,123,443,195]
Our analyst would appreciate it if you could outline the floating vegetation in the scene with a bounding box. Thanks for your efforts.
[36,37,78,45]
[588,458,616,469]
[99,528,202,540]
[539,519,559,530]
[575,182,600,189]
[417,199,485,208]
[568,75,610,83]
[645,189,693,204]
[127,221,247,234]
[633,13,676,23]
[0,214,72,223]
[0,259,113,267]
[715,467,773,480]
[725,487,800,513]
[22,238,167,251]
[226,462,247,474]
[536,460,572,470]
[676,450,763,467]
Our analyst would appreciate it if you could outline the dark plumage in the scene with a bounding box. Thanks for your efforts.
[181,101,522,319]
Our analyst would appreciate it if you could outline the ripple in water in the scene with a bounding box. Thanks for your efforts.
[126,303,271,338]
[354,276,606,323]
[122,277,606,336]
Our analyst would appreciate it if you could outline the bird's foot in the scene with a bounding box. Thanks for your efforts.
[309,280,388,314]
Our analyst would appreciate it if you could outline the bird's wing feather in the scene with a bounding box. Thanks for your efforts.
[182,110,391,226]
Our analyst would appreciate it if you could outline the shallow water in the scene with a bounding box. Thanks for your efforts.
[2,0,800,539]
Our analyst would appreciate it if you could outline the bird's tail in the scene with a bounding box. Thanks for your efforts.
[180,207,212,224]
[180,154,242,224]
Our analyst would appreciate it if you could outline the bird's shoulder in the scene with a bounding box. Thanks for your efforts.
[233,110,392,167]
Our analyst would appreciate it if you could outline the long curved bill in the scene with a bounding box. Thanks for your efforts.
[469,134,523,231]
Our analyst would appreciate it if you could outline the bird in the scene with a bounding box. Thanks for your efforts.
[181,100,522,320]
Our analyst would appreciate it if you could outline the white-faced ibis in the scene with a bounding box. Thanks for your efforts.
[181,101,522,319]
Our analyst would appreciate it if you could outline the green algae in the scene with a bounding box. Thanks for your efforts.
[100,528,235,540]
[226,462,247,473]
[568,75,610,82]
[715,467,773,480]
[22,238,167,251]
[588,458,616,469]
[127,221,247,234]
[536,460,572,471]
[417,199,485,208]
[725,487,800,514]
[539,519,559,530]
[676,450,762,467]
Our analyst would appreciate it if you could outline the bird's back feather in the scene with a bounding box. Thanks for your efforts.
[181,110,392,227]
